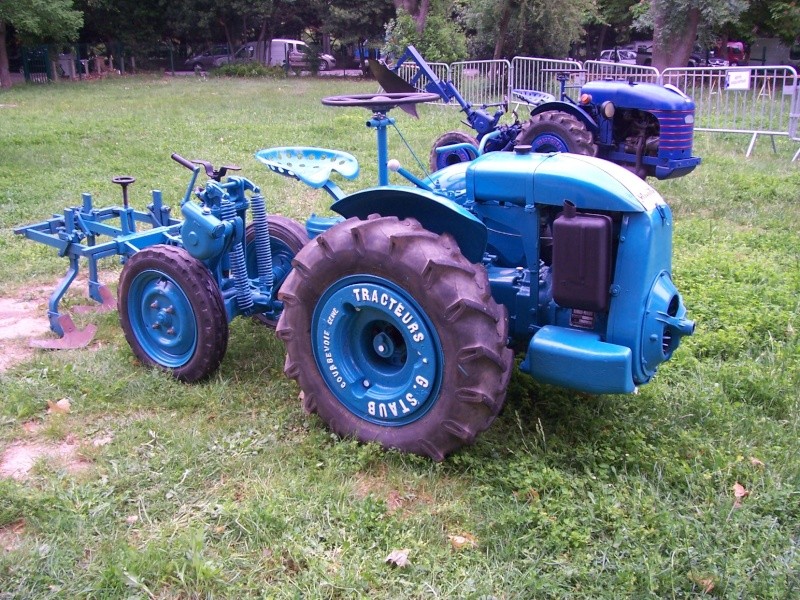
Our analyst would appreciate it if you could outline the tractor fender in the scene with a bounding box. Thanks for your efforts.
[331,186,487,264]
[528,101,599,136]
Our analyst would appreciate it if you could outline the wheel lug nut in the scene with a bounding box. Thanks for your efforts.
[166,328,175,335]
[151,322,160,329]
[165,306,175,314]
[150,301,159,309]
[363,379,370,387]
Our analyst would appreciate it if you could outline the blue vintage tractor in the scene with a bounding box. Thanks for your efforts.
[16,91,694,459]
[385,46,701,180]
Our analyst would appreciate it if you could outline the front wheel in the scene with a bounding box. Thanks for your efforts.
[517,111,598,156]
[277,216,513,460]
[118,245,228,382]
[429,130,479,172]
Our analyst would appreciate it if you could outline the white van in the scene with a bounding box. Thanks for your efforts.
[235,39,336,71]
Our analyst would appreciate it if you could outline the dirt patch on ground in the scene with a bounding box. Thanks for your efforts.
[0,278,105,372]
[0,520,26,553]
[0,294,52,371]
[353,471,432,516]
[0,438,91,480]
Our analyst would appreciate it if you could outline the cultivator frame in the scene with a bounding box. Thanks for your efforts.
[14,178,180,347]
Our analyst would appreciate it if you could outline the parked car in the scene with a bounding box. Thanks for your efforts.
[183,44,233,70]
[235,39,335,71]
[635,44,705,67]
[598,48,637,64]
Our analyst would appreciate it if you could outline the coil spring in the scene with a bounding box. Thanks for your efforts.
[250,192,274,290]
[221,198,253,312]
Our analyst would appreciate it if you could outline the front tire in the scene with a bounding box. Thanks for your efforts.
[517,111,597,156]
[277,216,513,460]
[118,245,228,382]
[429,130,479,172]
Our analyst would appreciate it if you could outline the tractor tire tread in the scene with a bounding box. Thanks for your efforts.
[276,216,512,460]
[518,111,598,156]
[429,130,479,172]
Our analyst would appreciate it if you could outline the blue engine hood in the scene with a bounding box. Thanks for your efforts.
[581,80,695,112]
[465,150,665,213]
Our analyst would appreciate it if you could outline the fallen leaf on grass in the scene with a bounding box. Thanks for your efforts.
[699,578,715,594]
[749,457,765,468]
[46,398,71,414]
[448,533,477,550]
[688,572,716,594]
[124,515,138,525]
[733,482,750,508]
[385,549,410,568]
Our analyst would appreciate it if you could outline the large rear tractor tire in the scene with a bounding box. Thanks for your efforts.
[119,245,228,382]
[517,111,598,156]
[429,130,479,173]
[276,215,513,460]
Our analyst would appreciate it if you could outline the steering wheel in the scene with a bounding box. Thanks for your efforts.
[322,92,440,112]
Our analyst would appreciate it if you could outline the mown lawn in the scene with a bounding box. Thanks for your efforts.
[0,74,798,598]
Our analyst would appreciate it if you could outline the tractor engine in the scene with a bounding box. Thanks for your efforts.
[617,109,660,156]
[433,147,695,394]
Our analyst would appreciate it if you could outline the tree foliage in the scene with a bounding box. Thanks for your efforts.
[763,1,800,44]
[0,0,83,88]
[326,0,396,46]
[385,4,467,63]
[2,0,790,87]
[465,0,596,59]
[584,0,640,58]
[0,0,82,43]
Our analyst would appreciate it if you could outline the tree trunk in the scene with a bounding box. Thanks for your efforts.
[493,0,514,60]
[415,0,430,34]
[652,2,699,70]
[0,21,12,89]
[595,25,609,59]
[393,0,417,13]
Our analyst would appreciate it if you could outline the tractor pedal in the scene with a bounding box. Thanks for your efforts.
[73,285,116,314]
[30,315,97,349]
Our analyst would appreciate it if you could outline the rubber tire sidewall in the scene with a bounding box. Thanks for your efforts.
[277,216,513,460]
[118,244,228,382]
[517,111,598,156]
[429,130,479,172]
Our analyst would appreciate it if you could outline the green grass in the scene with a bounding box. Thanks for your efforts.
[1,75,799,598]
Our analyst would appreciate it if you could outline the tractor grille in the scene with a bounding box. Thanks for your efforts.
[652,109,695,153]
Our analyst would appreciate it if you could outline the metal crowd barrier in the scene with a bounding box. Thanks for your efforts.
[582,60,660,83]
[661,66,799,156]
[449,59,511,109]
[510,57,583,107]
[789,79,800,160]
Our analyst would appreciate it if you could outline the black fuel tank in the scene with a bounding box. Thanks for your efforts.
[552,201,613,312]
